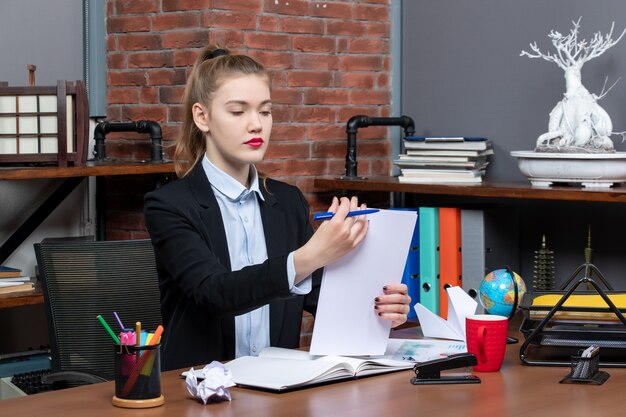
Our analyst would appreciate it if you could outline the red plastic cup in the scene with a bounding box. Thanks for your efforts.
[465,314,508,372]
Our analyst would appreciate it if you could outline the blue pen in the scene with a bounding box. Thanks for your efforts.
[313,209,380,221]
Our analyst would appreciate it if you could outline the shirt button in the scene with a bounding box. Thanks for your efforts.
[243,216,249,222]
[252,345,256,353]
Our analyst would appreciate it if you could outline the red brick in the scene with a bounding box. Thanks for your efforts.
[256,160,284,176]
[334,72,375,89]
[270,105,293,123]
[294,54,338,70]
[258,15,279,31]
[107,35,117,52]
[108,71,148,86]
[326,20,367,36]
[147,69,188,86]
[328,158,346,176]
[108,53,127,69]
[118,34,162,51]
[368,158,390,175]
[162,31,210,49]
[140,87,159,104]
[264,142,310,159]
[367,21,390,37]
[107,16,151,33]
[338,107,382,124]
[173,50,200,67]
[128,51,174,68]
[349,89,390,105]
[303,89,349,105]
[153,13,201,31]
[212,0,260,12]
[287,71,332,87]
[337,38,349,53]
[293,36,335,53]
[307,124,345,140]
[271,124,306,141]
[339,55,383,71]
[292,107,335,123]
[168,105,184,123]
[245,33,291,51]
[271,88,302,105]
[162,0,211,12]
[107,211,146,230]
[312,141,345,157]
[359,141,390,157]
[358,0,390,4]
[308,2,352,19]
[348,38,388,54]
[162,124,181,140]
[107,87,139,104]
[354,4,389,22]
[203,11,256,30]
[247,50,293,69]
[268,70,288,87]
[159,86,186,103]
[264,0,308,16]
[208,29,245,47]
[283,159,327,176]
[107,106,122,120]
[115,0,159,14]
[279,17,324,34]
[376,73,389,88]
[122,106,168,122]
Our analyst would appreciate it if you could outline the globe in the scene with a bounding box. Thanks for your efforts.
[479,269,527,317]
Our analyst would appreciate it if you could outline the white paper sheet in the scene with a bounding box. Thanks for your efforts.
[414,286,477,341]
[309,209,418,356]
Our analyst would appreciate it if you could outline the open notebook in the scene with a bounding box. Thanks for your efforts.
[182,339,466,392]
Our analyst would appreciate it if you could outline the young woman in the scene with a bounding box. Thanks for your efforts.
[144,46,411,371]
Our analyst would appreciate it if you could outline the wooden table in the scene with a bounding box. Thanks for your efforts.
[3,326,625,417]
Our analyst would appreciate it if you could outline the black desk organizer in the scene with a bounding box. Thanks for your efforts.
[519,257,626,367]
[560,347,610,385]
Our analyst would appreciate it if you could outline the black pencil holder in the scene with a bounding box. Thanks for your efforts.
[560,349,609,385]
[112,344,164,408]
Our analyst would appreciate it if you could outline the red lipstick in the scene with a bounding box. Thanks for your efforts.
[245,137,264,148]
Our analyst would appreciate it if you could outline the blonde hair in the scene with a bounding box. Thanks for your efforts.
[174,46,269,178]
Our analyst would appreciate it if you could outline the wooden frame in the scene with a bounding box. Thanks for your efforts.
[0,80,89,167]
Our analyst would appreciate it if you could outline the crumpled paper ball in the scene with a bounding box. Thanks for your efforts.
[185,361,236,404]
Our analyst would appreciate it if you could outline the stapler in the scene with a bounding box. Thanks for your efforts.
[411,353,481,385]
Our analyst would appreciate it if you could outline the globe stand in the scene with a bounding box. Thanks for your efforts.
[506,267,520,345]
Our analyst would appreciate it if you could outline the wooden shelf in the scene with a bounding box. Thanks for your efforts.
[0,161,176,180]
[314,176,626,204]
[0,284,43,309]
[0,161,177,309]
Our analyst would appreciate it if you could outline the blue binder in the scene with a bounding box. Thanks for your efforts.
[392,208,420,319]
[418,207,439,315]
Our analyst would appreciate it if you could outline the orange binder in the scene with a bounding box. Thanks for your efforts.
[438,207,462,319]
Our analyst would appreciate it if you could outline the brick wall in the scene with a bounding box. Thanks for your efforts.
[104,0,393,239]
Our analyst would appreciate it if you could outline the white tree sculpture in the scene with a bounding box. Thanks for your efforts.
[521,18,626,153]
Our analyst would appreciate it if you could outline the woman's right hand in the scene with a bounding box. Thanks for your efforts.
[293,196,369,281]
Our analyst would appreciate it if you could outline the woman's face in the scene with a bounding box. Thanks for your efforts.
[194,73,272,183]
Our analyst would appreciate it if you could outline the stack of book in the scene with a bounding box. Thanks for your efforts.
[395,136,493,183]
[0,266,35,295]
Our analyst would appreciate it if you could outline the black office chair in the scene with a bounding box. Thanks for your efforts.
[34,238,162,387]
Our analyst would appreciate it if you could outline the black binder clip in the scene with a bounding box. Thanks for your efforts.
[411,353,481,385]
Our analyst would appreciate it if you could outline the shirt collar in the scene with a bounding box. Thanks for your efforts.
[202,155,265,202]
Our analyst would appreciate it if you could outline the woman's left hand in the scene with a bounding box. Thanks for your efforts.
[375,283,411,328]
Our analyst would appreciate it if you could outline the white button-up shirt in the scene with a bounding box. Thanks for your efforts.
[202,156,311,357]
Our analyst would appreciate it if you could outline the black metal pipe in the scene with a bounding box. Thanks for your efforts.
[93,120,163,162]
[343,115,415,179]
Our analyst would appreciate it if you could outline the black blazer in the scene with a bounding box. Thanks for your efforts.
[144,162,322,370]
